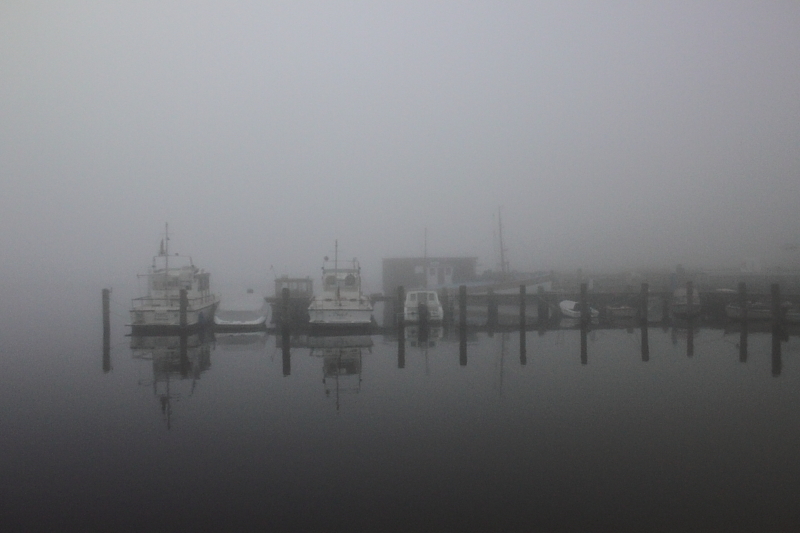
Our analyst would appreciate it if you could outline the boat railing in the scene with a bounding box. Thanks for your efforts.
[132,293,218,308]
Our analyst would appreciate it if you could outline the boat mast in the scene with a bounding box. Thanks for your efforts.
[424,227,428,289]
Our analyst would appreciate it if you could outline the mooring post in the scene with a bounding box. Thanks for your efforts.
[179,333,189,377]
[459,285,467,330]
[640,283,649,325]
[537,285,548,322]
[102,288,110,335]
[398,332,405,369]
[580,323,588,365]
[281,287,291,329]
[102,288,111,373]
[282,335,291,377]
[179,289,188,329]
[520,284,527,365]
[580,282,588,325]
[397,286,405,329]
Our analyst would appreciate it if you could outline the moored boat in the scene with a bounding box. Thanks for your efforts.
[726,300,795,321]
[214,288,270,330]
[559,300,599,319]
[403,289,444,324]
[308,242,374,329]
[130,225,219,331]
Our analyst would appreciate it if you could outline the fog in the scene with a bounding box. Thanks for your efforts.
[2,1,799,294]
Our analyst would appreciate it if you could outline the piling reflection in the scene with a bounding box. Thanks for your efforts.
[640,324,649,362]
[772,323,782,377]
[130,331,214,429]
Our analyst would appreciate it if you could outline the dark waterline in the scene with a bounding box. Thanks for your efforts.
[2,288,800,531]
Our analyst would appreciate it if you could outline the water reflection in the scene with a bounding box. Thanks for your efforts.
[130,331,214,429]
[308,335,373,410]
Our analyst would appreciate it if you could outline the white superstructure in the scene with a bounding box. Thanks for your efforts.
[308,242,373,327]
[130,226,219,329]
[403,290,444,324]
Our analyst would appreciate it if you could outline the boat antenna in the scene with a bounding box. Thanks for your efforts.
[424,227,428,289]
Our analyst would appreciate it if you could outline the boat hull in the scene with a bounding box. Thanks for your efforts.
[130,299,219,331]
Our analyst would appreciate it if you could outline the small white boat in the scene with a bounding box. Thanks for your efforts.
[403,289,444,324]
[559,300,599,319]
[308,242,373,328]
[214,288,270,328]
[130,225,219,330]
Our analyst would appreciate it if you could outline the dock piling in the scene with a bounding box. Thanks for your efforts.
[179,289,188,329]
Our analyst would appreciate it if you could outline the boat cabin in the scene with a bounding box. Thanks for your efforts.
[403,290,444,323]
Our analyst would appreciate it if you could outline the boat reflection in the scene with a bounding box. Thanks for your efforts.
[130,331,214,428]
[405,325,444,348]
[309,335,373,410]
[215,331,268,351]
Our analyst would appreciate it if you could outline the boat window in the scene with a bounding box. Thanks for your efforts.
[409,293,417,302]
[428,293,437,302]
[325,275,337,289]
[345,274,356,287]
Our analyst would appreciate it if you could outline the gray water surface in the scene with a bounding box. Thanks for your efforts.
[2,290,800,532]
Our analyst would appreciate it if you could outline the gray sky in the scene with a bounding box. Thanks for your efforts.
[2,1,799,293]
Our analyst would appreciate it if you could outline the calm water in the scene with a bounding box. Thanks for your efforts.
[2,286,800,532]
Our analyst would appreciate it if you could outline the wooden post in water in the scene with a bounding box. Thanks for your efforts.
[580,282,588,325]
[519,284,526,365]
[396,286,405,330]
[459,285,467,330]
[102,288,111,373]
[459,285,467,366]
[580,324,588,365]
[398,333,405,369]
[282,335,291,377]
[179,289,188,329]
[640,283,649,325]
[738,282,748,322]
[537,286,548,323]
[281,287,291,329]
[179,333,189,377]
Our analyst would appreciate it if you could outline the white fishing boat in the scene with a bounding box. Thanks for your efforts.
[403,289,444,324]
[559,300,599,319]
[308,241,374,328]
[130,225,219,330]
